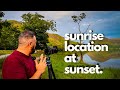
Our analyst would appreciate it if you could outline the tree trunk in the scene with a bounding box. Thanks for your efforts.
[80,51,84,63]
[79,40,84,63]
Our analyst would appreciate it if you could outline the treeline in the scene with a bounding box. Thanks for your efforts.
[0,11,57,50]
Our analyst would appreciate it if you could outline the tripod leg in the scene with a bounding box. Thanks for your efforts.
[50,64,56,79]
[47,65,53,79]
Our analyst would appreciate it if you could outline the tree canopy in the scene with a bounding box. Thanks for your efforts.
[0,11,20,50]
[21,12,57,49]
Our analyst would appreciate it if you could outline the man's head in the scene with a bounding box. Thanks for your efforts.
[18,30,37,55]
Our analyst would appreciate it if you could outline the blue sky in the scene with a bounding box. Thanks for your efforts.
[2,11,120,39]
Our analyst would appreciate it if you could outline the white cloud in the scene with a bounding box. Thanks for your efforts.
[82,23,89,26]
[3,11,76,21]
[97,19,103,22]
[38,11,75,20]
[3,11,100,21]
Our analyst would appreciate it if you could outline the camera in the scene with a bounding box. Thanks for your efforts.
[44,46,58,55]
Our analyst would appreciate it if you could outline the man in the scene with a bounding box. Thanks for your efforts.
[2,30,47,79]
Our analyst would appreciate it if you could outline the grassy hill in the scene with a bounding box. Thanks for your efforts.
[48,33,64,46]
[87,37,120,62]
[93,37,120,47]
[8,20,23,32]
[47,33,120,51]
[47,33,78,50]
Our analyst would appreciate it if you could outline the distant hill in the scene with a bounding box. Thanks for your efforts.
[8,20,23,31]
[48,33,64,46]
[108,38,120,45]
[93,37,120,46]
[47,33,120,50]
[47,33,64,50]
[87,38,120,62]
[47,33,78,50]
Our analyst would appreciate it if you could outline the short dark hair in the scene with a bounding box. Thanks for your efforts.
[19,30,35,39]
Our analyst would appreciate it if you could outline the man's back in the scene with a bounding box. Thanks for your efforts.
[2,50,36,79]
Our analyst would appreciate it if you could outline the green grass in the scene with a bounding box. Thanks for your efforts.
[34,51,120,79]
[0,50,13,55]
[1,51,120,79]
[0,58,5,79]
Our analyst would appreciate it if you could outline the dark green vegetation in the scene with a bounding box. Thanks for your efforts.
[0,11,57,50]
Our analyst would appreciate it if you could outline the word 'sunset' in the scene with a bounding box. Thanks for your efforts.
[64,65,103,74]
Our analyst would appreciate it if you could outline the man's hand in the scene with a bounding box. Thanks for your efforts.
[34,54,47,74]
[30,54,47,79]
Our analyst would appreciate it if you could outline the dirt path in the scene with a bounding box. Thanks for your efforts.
[0,54,10,59]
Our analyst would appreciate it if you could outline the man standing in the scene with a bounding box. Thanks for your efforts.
[2,30,47,79]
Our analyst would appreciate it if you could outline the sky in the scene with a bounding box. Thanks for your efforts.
[2,11,120,39]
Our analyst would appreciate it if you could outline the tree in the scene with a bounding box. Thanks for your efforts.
[0,11,4,21]
[21,12,57,49]
[71,13,90,63]
[0,11,5,35]
[0,11,21,50]
[0,25,20,49]
[8,20,23,32]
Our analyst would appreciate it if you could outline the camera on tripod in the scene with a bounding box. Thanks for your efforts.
[44,46,57,79]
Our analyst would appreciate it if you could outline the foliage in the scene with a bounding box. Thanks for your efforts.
[0,12,21,50]
[8,20,23,32]
[0,24,20,49]
[0,11,4,22]
[21,12,57,49]
[0,50,13,55]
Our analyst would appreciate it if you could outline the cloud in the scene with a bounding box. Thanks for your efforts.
[82,23,89,26]
[2,11,76,21]
[39,11,75,20]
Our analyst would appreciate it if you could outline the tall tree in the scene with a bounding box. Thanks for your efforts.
[0,11,4,21]
[1,25,20,49]
[0,11,20,50]
[0,11,5,35]
[71,13,90,63]
[21,12,57,49]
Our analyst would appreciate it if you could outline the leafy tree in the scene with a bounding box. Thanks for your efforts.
[0,11,20,50]
[21,12,57,49]
[1,26,20,49]
[0,11,5,35]
[0,11,4,21]
[8,20,23,32]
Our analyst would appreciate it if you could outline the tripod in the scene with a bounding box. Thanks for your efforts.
[46,56,56,79]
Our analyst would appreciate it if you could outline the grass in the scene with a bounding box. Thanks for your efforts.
[1,50,120,79]
[41,52,120,79]
[0,58,5,79]
[0,50,13,55]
